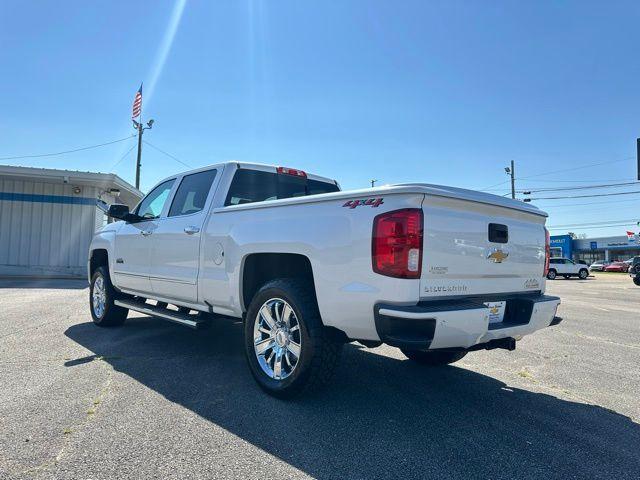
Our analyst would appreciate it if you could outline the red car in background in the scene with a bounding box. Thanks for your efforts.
[604,262,630,273]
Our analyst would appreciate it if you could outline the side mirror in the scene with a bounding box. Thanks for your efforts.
[107,204,134,221]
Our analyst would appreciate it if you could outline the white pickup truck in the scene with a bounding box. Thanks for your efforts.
[89,162,561,397]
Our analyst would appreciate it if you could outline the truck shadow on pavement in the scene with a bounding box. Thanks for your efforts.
[65,317,640,479]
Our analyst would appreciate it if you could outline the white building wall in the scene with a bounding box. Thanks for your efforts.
[0,178,99,277]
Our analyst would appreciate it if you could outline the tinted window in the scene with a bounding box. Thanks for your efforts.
[169,169,217,217]
[550,259,560,264]
[136,179,175,219]
[225,170,339,206]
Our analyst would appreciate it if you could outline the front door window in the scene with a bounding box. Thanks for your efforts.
[136,179,175,219]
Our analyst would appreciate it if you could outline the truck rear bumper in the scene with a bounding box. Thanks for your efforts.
[374,294,561,351]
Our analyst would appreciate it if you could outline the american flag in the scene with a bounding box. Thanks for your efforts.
[131,84,142,120]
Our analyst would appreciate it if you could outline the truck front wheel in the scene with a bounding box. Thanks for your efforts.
[90,266,128,327]
[401,349,467,366]
[244,279,343,398]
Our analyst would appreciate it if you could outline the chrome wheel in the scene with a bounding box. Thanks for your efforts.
[253,298,302,380]
[92,275,106,319]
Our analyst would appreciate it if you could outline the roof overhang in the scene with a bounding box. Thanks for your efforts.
[0,165,143,207]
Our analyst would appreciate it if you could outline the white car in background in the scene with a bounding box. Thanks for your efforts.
[589,260,609,272]
[547,258,589,280]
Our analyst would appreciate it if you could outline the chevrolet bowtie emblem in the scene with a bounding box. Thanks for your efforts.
[487,249,509,263]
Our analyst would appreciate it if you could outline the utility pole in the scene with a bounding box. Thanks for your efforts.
[132,118,154,190]
[135,122,143,189]
[370,179,377,188]
[505,160,516,199]
[510,160,516,199]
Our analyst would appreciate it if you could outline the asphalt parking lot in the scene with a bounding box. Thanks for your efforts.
[1,274,639,479]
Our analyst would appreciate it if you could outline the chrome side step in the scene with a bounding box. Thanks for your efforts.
[114,298,208,329]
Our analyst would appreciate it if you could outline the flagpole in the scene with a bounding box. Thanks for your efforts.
[134,83,143,190]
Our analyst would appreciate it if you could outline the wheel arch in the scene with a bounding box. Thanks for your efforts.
[240,253,316,314]
[89,248,109,278]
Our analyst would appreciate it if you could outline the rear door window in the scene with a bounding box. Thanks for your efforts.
[168,169,217,217]
[224,169,339,206]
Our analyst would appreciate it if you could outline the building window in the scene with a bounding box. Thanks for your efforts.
[575,251,604,264]
[550,247,563,258]
[609,250,639,262]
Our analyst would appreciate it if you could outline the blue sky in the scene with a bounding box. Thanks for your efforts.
[1,1,640,237]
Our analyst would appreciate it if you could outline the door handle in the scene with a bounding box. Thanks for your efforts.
[184,226,200,235]
[140,230,152,236]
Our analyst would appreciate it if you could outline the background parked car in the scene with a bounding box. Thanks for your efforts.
[630,257,640,286]
[604,262,629,273]
[589,261,609,272]
[576,260,589,266]
[547,258,589,280]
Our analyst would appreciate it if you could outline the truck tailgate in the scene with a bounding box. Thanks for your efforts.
[420,194,547,298]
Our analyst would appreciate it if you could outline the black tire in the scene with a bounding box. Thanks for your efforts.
[578,269,589,280]
[547,269,557,280]
[401,349,467,366]
[90,266,128,327]
[633,277,640,286]
[243,279,343,398]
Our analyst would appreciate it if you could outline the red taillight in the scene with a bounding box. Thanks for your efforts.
[277,166,307,178]
[372,209,423,279]
[544,227,550,276]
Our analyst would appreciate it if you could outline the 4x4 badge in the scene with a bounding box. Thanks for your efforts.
[342,198,384,209]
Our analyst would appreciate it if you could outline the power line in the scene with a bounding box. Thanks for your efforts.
[482,179,638,192]
[142,140,192,168]
[518,178,636,184]
[518,157,632,180]
[521,181,639,193]
[108,143,137,172]
[548,218,639,228]
[527,190,640,201]
[0,136,135,161]
[479,180,510,191]
[548,222,638,231]
[537,198,640,208]
[479,157,632,192]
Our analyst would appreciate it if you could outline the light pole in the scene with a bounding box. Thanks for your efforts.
[370,179,378,188]
[132,118,154,189]
[505,160,515,199]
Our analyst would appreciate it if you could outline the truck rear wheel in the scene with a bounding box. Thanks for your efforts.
[244,279,343,398]
[401,349,467,366]
[90,266,128,327]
